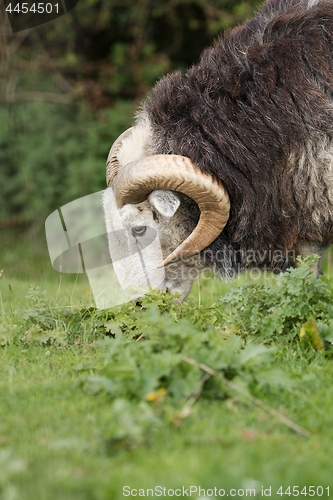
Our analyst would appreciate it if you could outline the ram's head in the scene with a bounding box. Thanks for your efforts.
[103,126,230,301]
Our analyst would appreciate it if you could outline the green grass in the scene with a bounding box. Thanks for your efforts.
[1,229,333,499]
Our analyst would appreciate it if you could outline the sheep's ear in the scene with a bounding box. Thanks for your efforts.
[148,190,180,218]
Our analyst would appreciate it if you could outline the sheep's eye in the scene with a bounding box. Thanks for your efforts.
[131,226,147,237]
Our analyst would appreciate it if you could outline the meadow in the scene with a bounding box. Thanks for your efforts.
[2,0,332,497]
[1,229,333,500]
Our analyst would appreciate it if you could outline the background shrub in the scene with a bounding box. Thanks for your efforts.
[0,0,261,228]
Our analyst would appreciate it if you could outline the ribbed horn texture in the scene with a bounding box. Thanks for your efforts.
[113,154,230,266]
[106,128,133,186]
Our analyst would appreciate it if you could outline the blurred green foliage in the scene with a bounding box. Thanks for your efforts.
[0,101,134,224]
[0,0,261,226]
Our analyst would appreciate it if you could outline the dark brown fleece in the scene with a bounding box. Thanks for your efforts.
[144,0,333,272]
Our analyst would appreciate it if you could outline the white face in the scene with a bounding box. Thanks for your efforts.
[103,188,204,302]
[103,118,207,301]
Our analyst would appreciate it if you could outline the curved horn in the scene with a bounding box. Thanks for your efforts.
[113,154,230,267]
[106,127,133,185]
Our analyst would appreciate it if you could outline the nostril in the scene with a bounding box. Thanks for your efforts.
[166,287,171,293]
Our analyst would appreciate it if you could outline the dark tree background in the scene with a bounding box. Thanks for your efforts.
[0,0,260,228]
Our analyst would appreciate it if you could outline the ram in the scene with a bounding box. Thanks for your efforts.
[103,0,333,301]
